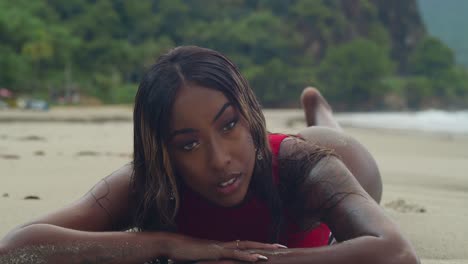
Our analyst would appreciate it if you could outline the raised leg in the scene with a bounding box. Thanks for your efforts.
[298,87,382,203]
[300,87,341,131]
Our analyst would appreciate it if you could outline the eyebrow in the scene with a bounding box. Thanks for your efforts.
[212,102,232,123]
[169,102,232,140]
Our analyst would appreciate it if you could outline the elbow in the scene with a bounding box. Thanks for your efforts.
[0,224,43,252]
[0,225,37,262]
[0,241,12,261]
[379,232,419,264]
[0,227,26,253]
[0,232,16,258]
[0,241,7,256]
[393,244,419,264]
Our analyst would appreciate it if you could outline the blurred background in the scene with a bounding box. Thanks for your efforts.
[1,0,468,111]
[1,1,468,263]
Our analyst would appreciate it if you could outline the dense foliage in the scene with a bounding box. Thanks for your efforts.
[418,0,468,67]
[1,0,467,110]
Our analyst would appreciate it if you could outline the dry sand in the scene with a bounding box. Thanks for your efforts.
[1,107,467,263]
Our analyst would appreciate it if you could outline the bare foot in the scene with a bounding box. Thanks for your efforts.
[301,87,341,130]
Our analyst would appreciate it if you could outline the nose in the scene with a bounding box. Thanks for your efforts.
[208,137,231,172]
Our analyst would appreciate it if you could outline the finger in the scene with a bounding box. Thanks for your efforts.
[221,248,268,262]
[241,241,288,249]
[225,240,287,250]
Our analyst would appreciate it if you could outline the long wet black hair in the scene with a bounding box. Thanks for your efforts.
[131,46,283,242]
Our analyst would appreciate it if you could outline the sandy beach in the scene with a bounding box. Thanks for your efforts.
[1,107,467,263]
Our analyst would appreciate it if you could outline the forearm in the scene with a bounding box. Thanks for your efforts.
[0,224,171,264]
[251,235,419,264]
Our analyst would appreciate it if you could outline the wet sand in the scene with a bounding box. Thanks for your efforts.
[1,107,467,263]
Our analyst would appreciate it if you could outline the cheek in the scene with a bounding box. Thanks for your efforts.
[246,132,255,148]
[245,134,255,155]
[237,119,254,147]
[170,154,204,186]
[235,127,256,165]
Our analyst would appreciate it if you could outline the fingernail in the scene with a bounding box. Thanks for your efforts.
[274,243,288,248]
[257,254,268,260]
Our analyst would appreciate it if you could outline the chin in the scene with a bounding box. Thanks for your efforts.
[216,197,243,208]
[215,184,249,207]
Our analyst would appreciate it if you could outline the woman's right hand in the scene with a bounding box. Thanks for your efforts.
[167,234,284,262]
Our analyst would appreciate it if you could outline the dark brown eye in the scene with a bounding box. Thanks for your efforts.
[182,141,199,151]
[222,118,238,132]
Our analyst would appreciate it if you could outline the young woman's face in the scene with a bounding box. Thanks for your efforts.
[168,84,256,207]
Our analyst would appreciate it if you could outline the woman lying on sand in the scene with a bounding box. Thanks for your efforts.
[0,46,418,264]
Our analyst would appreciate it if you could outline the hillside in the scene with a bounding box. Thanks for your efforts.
[1,0,466,109]
[418,0,468,66]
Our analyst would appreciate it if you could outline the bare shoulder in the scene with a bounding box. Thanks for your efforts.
[16,163,135,232]
[297,126,357,149]
[277,138,390,241]
[276,135,343,227]
[281,127,382,203]
[276,129,401,244]
[278,127,360,163]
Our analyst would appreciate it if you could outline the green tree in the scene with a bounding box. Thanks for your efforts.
[408,36,455,77]
[1,0,464,109]
[403,76,434,109]
[318,39,394,109]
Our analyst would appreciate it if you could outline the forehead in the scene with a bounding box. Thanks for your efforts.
[170,84,230,128]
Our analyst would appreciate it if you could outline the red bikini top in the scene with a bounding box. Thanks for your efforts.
[176,134,331,247]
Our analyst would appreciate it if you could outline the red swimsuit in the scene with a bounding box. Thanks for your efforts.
[176,134,331,247]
